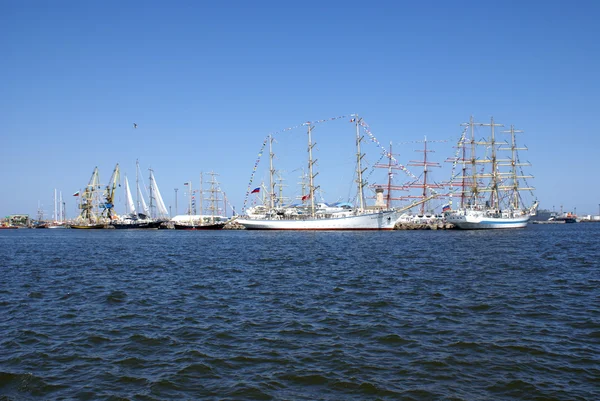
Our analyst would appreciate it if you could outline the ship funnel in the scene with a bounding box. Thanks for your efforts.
[375,187,385,207]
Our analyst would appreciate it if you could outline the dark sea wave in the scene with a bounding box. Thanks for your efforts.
[0,224,599,400]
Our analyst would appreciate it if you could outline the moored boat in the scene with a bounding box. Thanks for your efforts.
[173,221,226,230]
[444,117,538,229]
[236,116,402,230]
[0,225,18,230]
[549,212,577,223]
[445,208,531,229]
[69,224,107,229]
[238,210,399,230]
[110,162,169,229]
[112,214,162,229]
[171,172,230,230]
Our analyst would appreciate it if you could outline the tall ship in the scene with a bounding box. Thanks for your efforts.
[111,161,167,229]
[71,164,120,229]
[444,117,538,229]
[376,138,448,224]
[173,172,229,230]
[237,116,402,230]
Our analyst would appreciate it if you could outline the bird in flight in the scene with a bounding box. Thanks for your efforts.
[133,123,138,128]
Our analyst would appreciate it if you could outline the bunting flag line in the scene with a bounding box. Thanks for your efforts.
[397,138,451,145]
[242,136,269,213]
[265,115,348,137]
[362,149,386,187]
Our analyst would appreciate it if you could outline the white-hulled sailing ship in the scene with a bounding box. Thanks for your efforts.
[173,171,229,230]
[237,116,402,230]
[111,161,168,229]
[444,116,538,229]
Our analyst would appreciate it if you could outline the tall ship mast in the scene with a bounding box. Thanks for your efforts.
[445,116,538,229]
[354,116,366,211]
[269,135,276,211]
[199,172,204,216]
[307,123,318,216]
[399,136,446,215]
[206,171,223,224]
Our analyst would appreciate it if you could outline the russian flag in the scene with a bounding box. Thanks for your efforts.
[442,204,451,212]
[251,187,260,194]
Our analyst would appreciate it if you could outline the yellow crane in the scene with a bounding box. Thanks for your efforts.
[102,163,120,220]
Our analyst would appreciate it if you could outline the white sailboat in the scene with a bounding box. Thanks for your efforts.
[237,116,402,230]
[47,189,67,228]
[148,168,170,221]
[444,117,538,229]
[111,161,164,229]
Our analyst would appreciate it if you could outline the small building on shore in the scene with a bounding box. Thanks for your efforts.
[6,214,30,227]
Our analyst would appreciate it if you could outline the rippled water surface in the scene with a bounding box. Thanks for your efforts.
[1,224,599,400]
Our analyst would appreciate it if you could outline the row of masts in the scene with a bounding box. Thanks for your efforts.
[73,161,231,224]
[261,116,448,216]
[77,162,172,223]
[256,115,530,215]
[261,116,368,217]
[123,160,169,219]
[183,171,228,221]
[37,189,67,222]
[372,138,446,214]
[452,116,532,211]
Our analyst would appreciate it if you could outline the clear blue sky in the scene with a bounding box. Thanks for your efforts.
[2,0,599,219]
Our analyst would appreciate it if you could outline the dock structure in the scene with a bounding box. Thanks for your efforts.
[394,221,455,230]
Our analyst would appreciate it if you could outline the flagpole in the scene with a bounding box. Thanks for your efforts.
[174,188,178,216]
[188,182,192,223]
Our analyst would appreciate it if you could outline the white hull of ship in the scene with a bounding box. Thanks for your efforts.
[446,210,531,230]
[237,210,400,230]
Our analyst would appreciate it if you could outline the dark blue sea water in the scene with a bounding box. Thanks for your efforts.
[1,224,599,400]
